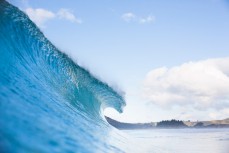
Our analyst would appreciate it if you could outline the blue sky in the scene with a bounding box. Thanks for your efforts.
[9,0,229,122]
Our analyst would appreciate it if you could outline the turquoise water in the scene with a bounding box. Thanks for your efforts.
[0,1,130,152]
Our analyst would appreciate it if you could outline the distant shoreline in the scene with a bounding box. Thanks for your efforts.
[105,116,229,130]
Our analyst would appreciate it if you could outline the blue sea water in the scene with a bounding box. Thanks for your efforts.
[125,128,229,153]
[0,0,131,152]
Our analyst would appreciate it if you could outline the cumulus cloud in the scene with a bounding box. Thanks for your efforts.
[121,12,155,24]
[143,57,229,110]
[209,108,229,120]
[121,12,136,22]
[139,15,155,24]
[57,9,82,24]
[25,8,55,27]
[25,8,82,28]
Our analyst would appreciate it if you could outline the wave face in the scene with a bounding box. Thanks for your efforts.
[0,1,127,152]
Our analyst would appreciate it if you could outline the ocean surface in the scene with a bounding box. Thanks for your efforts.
[1,1,229,153]
[0,0,130,152]
[124,128,229,153]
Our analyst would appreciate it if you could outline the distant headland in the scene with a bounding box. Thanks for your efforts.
[105,117,229,130]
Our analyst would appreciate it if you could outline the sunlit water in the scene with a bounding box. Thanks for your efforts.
[124,128,229,153]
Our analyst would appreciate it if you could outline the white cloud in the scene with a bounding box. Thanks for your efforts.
[143,57,229,110]
[25,8,82,28]
[121,12,155,24]
[121,12,136,22]
[25,8,55,28]
[209,108,229,120]
[139,15,155,24]
[175,112,194,121]
[57,9,82,24]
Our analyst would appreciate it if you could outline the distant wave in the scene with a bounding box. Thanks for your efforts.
[0,0,128,152]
